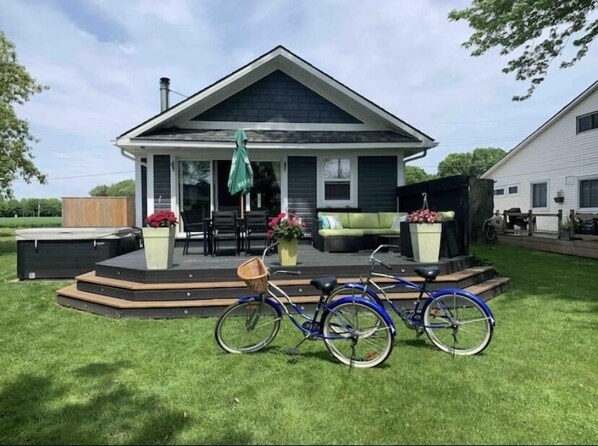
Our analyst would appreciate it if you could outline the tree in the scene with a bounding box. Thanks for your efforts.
[89,179,135,197]
[405,165,436,185]
[437,147,506,178]
[449,0,598,100]
[0,31,48,198]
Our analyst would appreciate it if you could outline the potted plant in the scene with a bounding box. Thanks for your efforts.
[142,210,178,269]
[408,193,442,263]
[268,211,305,266]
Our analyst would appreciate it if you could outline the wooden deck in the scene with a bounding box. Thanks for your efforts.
[56,244,510,319]
[498,232,598,259]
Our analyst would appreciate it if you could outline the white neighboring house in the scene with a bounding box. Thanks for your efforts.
[481,80,598,231]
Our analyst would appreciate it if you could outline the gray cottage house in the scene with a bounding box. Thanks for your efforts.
[114,46,437,238]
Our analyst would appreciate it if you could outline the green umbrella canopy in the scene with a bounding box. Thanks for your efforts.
[228,129,254,196]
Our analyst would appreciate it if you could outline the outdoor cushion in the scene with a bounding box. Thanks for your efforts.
[437,211,455,222]
[391,214,407,229]
[321,215,343,229]
[361,228,402,235]
[318,228,364,237]
[318,212,350,228]
[379,212,403,228]
[348,213,379,229]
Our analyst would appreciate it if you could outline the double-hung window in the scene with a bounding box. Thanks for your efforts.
[577,112,598,133]
[318,156,357,207]
[580,178,598,208]
[532,182,547,208]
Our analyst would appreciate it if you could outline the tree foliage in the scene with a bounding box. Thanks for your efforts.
[0,31,48,198]
[449,0,598,100]
[89,179,135,197]
[437,147,506,178]
[405,165,436,185]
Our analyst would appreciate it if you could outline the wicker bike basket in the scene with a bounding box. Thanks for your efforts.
[237,257,269,293]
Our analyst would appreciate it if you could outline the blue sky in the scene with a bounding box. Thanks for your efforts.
[2,0,596,199]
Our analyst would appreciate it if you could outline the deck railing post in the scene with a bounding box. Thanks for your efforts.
[569,209,576,239]
[557,209,563,234]
[502,210,507,233]
[527,209,533,236]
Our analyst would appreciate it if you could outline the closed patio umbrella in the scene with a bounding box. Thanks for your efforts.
[228,128,253,217]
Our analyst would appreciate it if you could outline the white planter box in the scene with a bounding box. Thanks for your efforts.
[409,223,442,263]
[142,227,175,270]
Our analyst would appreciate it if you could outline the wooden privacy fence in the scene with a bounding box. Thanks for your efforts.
[62,197,135,227]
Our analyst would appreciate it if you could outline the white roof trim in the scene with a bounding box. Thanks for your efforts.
[116,46,435,147]
[481,80,598,179]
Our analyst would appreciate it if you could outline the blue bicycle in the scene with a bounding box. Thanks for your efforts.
[214,244,396,368]
[325,245,496,356]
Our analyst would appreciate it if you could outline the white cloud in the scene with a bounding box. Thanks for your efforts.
[1,0,595,198]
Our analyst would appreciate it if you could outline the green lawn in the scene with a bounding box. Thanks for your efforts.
[0,216,62,229]
[0,237,596,444]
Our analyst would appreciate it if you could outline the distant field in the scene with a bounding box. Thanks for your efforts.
[0,216,62,228]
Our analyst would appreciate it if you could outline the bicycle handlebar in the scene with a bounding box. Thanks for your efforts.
[368,244,398,270]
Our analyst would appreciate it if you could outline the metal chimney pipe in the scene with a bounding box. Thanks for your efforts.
[159,77,170,112]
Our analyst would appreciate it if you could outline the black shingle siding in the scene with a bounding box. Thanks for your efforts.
[153,155,171,211]
[288,156,317,235]
[192,70,362,124]
[358,156,397,212]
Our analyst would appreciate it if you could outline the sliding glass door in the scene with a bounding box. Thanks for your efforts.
[179,160,211,226]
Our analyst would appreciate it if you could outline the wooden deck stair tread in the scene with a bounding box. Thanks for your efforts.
[57,276,509,310]
[75,266,495,290]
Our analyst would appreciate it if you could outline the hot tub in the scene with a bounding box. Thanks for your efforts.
[16,227,141,280]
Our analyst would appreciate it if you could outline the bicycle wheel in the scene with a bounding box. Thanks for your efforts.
[215,300,281,354]
[423,293,493,356]
[322,301,394,368]
[484,225,497,243]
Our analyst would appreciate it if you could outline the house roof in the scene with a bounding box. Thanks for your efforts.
[481,80,598,179]
[115,45,436,150]
[136,128,418,144]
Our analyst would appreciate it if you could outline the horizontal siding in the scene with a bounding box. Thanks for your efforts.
[288,156,317,234]
[358,156,397,212]
[153,155,171,211]
[487,87,598,231]
[192,70,361,124]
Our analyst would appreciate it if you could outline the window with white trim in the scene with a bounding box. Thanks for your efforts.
[494,188,505,196]
[580,178,598,208]
[317,156,357,207]
[577,111,598,133]
[532,182,547,208]
[508,186,519,195]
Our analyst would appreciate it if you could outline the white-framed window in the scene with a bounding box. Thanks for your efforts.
[494,188,505,196]
[577,111,598,134]
[531,181,548,208]
[317,156,357,207]
[508,185,519,195]
[579,177,598,209]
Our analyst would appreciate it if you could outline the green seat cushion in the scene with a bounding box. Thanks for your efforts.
[437,211,455,222]
[361,228,402,235]
[318,228,364,237]
[317,212,350,228]
[348,213,379,229]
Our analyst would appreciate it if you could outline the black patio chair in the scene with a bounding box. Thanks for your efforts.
[244,210,269,255]
[180,209,204,255]
[505,207,528,230]
[211,210,240,256]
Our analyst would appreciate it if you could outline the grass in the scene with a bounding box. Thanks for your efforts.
[0,216,62,229]
[0,237,596,444]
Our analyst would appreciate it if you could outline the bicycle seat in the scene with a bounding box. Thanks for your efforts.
[414,266,440,281]
[310,276,337,296]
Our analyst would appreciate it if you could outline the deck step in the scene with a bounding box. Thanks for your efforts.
[56,275,510,319]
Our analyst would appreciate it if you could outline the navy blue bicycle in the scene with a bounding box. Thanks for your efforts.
[214,243,396,368]
[325,245,496,356]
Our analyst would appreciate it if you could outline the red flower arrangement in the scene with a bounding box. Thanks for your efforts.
[267,212,305,241]
[408,192,438,224]
[145,210,178,228]
[407,208,438,224]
